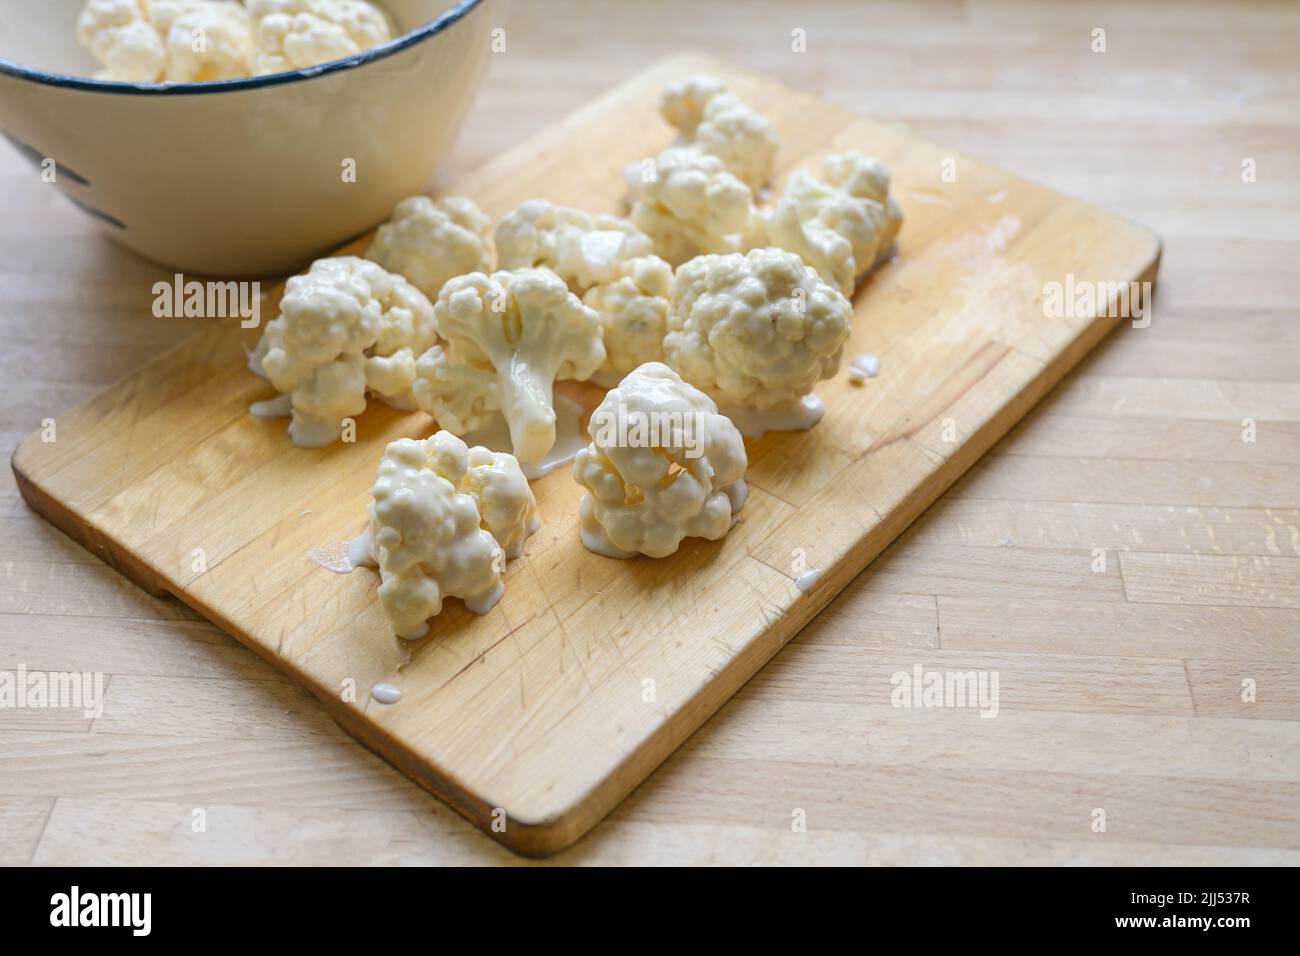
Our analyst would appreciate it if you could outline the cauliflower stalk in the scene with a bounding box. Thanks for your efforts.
[249,256,438,447]
[495,200,654,295]
[765,152,904,296]
[574,362,748,559]
[366,195,495,301]
[246,0,393,75]
[367,432,538,638]
[660,74,779,192]
[582,255,674,385]
[412,268,605,465]
[665,247,853,434]
[625,147,761,267]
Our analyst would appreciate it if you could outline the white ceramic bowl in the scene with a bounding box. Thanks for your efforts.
[0,0,497,275]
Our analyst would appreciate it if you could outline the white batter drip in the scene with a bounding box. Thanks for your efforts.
[721,394,826,437]
[795,569,823,591]
[460,393,588,480]
[847,353,880,384]
[308,529,376,574]
[249,394,292,419]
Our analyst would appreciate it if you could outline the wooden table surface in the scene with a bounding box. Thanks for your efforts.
[2,0,1297,866]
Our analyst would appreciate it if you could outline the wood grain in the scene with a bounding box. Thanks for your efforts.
[3,0,1298,865]
[9,54,1159,855]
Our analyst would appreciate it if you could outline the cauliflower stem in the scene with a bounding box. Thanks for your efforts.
[413,268,605,465]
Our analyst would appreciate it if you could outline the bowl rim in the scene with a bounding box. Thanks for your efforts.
[0,0,485,96]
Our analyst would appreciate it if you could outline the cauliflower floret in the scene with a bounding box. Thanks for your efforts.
[664,248,852,433]
[367,432,537,638]
[658,74,726,134]
[249,256,438,447]
[78,0,257,83]
[400,430,539,561]
[366,195,494,300]
[495,200,654,296]
[574,362,748,559]
[765,152,904,296]
[660,74,779,192]
[77,0,166,82]
[626,147,760,266]
[145,0,206,34]
[411,268,604,464]
[462,443,540,560]
[411,347,500,438]
[160,1,253,82]
[582,255,674,384]
[247,0,394,75]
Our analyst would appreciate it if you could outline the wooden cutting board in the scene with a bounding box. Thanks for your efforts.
[11,54,1160,856]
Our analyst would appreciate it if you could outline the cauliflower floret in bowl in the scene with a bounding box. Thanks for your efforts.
[248,255,438,447]
[574,362,749,559]
[4,1,499,275]
[495,200,654,295]
[365,431,538,639]
[366,194,494,300]
[76,0,166,81]
[159,1,255,82]
[79,0,390,84]
[664,247,853,435]
[245,0,393,75]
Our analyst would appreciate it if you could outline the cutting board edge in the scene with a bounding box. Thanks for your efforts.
[9,250,1165,863]
[8,51,1167,856]
[482,240,1166,856]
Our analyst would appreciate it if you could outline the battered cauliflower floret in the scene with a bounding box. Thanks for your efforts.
[626,147,760,266]
[462,443,541,560]
[366,195,494,300]
[161,1,253,82]
[765,152,904,296]
[393,430,539,561]
[494,200,654,295]
[249,256,438,447]
[658,74,726,134]
[582,255,674,384]
[664,248,852,433]
[660,74,779,192]
[410,348,500,440]
[247,0,393,75]
[367,432,537,638]
[77,0,166,82]
[411,268,605,464]
[574,362,748,559]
